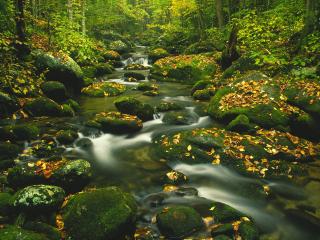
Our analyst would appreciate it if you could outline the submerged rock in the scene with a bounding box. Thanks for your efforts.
[156,205,204,238]
[114,97,154,121]
[88,111,143,134]
[13,184,65,211]
[62,187,137,240]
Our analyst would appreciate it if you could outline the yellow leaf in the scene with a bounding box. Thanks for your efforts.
[187,145,192,151]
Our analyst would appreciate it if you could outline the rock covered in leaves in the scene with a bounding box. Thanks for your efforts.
[0,225,50,240]
[87,111,143,134]
[41,81,68,103]
[155,127,319,179]
[156,205,204,238]
[151,55,217,83]
[61,187,137,240]
[114,97,154,121]
[109,40,130,54]
[0,91,19,117]
[34,51,84,95]
[81,82,126,97]
[13,184,65,211]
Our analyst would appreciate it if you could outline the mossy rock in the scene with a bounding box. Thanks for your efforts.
[213,235,233,240]
[0,92,19,117]
[184,41,215,54]
[0,225,50,240]
[221,55,257,79]
[124,72,145,81]
[0,124,40,142]
[191,80,212,95]
[34,51,84,96]
[56,130,78,144]
[60,104,75,117]
[211,202,245,223]
[103,50,121,61]
[114,97,154,121]
[89,112,143,134]
[0,193,13,216]
[226,114,257,134]
[148,48,169,63]
[64,99,80,112]
[193,89,211,101]
[156,205,204,238]
[23,222,61,240]
[109,40,129,54]
[290,112,320,141]
[13,185,65,211]
[0,142,21,160]
[155,127,318,179]
[24,97,65,117]
[156,102,183,112]
[82,82,126,97]
[238,221,259,240]
[62,187,137,240]
[124,64,150,71]
[83,63,113,78]
[162,111,199,125]
[211,223,234,237]
[137,83,158,91]
[41,81,68,102]
[143,90,159,97]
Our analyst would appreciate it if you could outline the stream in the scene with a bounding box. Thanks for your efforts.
[33,46,320,239]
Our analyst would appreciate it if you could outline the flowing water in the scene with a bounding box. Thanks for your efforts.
[57,46,320,239]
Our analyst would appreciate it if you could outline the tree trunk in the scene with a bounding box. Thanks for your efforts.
[216,0,224,28]
[82,0,86,35]
[15,0,29,58]
[220,25,240,69]
[67,0,73,21]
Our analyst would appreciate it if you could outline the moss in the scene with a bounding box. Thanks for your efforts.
[211,202,245,223]
[238,222,259,240]
[0,124,40,142]
[137,83,158,91]
[41,81,68,102]
[82,82,126,97]
[60,104,75,117]
[114,97,154,121]
[24,97,62,117]
[0,142,21,160]
[191,80,212,95]
[226,114,256,133]
[103,50,121,61]
[13,185,65,211]
[148,48,169,63]
[124,72,145,81]
[62,187,137,240]
[156,205,204,238]
[0,225,50,240]
[56,130,78,144]
[83,64,113,78]
[0,92,19,116]
[143,90,159,96]
[211,223,234,237]
[109,40,129,54]
[23,222,61,240]
[64,99,80,112]
[0,193,13,216]
[193,89,211,101]
[162,111,199,125]
[156,102,183,112]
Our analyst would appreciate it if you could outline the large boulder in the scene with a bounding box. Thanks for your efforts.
[41,81,68,102]
[114,97,154,121]
[0,92,19,117]
[34,51,84,95]
[156,205,204,238]
[83,63,113,78]
[0,225,50,240]
[13,184,65,211]
[151,55,217,83]
[81,82,126,97]
[0,124,39,142]
[87,112,143,134]
[155,127,319,179]
[61,187,137,240]
[24,97,65,117]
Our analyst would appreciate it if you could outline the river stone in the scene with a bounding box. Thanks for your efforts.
[148,48,169,63]
[13,185,65,211]
[41,81,68,102]
[137,82,158,91]
[0,124,40,142]
[114,97,154,121]
[157,206,204,238]
[211,223,234,237]
[156,101,183,112]
[0,225,50,240]
[56,130,78,145]
[62,187,137,240]
[162,111,199,125]
[0,193,13,216]
[0,142,21,160]
[0,92,19,117]
[193,89,211,101]
[238,221,259,240]
[89,111,143,134]
[81,82,126,97]
[211,202,245,223]
[124,72,145,81]
[24,97,64,117]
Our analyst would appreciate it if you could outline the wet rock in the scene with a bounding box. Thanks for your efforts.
[114,97,154,121]
[193,89,211,101]
[156,101,183,112]
[238,221,259,240]
[143,193,168,208]
[148,48,169,63]
[109,40,129,54]
[0,124,40,142]
[62,187,137,240]
[81,82,126,97]
[103,50,121,61]
[35,51,84,96]
[211,223,234,237]
[83,63,113,78]
[0,193,13,216]
[174,187,198,197]
[0,91,19,117]
[75,138,93,150]
[41,81,68,102]
[214,235,233,240]
[137,82,158,91]
[23,221,61,240]
[191,80,212,95]
[211,202,245,223]
[56,130,78,145]
[162,111,199,125]
[89,111,143,134]
[124,64,150,71]
[143,91,159,97]
[13,185,65,211]
[24,97,65,117]
[156,205,204,238]
[163,170,188,185]
[0,225,50,240]
[226,114,257,134]
[124,72,145,81]
[64,99,80,112]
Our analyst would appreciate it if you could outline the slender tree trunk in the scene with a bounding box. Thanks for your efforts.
[67,0,73,21]
[216,0,224,28]
[82,0,86,35]
[15,0,29,58]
